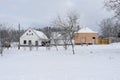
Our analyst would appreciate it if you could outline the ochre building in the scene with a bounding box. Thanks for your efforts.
[74,27,98,45]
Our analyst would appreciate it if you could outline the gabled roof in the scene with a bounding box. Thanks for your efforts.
[20,28,48,40]
[32,29,48,39]
[76,27,97,33]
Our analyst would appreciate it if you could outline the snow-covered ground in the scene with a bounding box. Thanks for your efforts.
[0,44,120,80]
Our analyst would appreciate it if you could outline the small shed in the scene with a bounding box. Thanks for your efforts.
[74,27,98,45]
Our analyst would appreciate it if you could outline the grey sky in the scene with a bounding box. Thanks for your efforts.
[0,0,113,31]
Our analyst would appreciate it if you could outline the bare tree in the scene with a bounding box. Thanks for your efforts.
[0,23,9,55]
[99,18,120,42]
[99,18,114,38]
[0,41,3,56]
[101,0,120,40]
[105,0,120,18]
[50,33,59,51]
[52,12,80,54]
[42,27,52,39]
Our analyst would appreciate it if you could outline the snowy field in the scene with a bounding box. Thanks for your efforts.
[0,44,120,80]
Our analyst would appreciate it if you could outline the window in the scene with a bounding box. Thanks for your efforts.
[92,37,95,39]
[23,40,26,44]
[92,37,96,44]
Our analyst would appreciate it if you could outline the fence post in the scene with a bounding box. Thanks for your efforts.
[0,41,3,56]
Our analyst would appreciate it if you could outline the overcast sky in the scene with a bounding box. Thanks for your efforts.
[0,0,113,31]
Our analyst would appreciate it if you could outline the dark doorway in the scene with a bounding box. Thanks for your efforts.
[35,41,38,46]
[28,40,32,45]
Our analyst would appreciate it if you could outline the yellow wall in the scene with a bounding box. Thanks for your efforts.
[98,39,109,44]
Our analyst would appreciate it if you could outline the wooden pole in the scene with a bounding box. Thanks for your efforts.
[18,24,20,50]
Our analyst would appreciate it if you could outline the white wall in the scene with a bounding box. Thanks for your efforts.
[11,42,19,47]
[20,29,42,46]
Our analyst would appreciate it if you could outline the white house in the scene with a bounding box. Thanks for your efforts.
[20,28,48,46]
[50,32,64,45]
[50,32,72,45]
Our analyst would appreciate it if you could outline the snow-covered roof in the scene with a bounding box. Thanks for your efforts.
[20,28,48,40]
[51,32,62,39]
[76,27,97,33]
[32,29,48,39]
[51,32,70,40]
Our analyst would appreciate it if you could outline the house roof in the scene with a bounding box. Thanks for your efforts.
[32,29,48,39]
[20,28,48,40]
[51,32,62,39]
[51,32,70,40]
[76,27,97,33]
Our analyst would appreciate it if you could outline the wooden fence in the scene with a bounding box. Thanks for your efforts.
[98,39,109,44]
